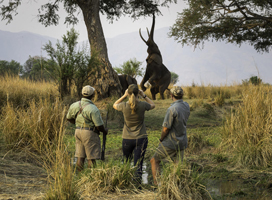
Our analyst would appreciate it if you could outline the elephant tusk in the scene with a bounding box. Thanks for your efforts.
[139,28,147,44]
[146,28,150,37]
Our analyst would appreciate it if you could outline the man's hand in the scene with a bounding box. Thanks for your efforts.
[160,127,169,142]
[67,118,75,124]
[139,89,145,98]
[96,125,108,135]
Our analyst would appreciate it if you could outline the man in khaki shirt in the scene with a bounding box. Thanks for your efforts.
[67,85,108,171]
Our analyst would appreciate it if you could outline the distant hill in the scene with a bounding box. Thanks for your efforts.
[0,28,271,85]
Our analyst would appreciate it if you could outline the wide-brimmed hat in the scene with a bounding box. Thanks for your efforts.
[170,86,184,97]
[82,85,95,97]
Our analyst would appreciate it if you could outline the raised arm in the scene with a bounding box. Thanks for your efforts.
[139,89,155,110]
[113,89,128,110]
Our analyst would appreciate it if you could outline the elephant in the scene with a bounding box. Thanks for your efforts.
[118,75,137,94]
[139,14,171,100]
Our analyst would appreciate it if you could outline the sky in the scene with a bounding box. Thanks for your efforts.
[0,1,187,41]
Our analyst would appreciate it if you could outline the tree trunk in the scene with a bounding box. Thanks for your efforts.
[78,0,122,100]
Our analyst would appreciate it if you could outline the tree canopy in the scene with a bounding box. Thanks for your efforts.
[0,60,22,76]
[169,0,272,53]
[170,71,179,84]
[114,58,143,79]
[0,0,176,98]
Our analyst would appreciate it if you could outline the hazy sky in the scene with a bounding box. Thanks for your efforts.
[0,1,187,41]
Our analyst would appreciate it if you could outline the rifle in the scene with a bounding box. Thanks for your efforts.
[101,110,108,161]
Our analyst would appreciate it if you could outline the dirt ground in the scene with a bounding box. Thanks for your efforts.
[0,150,47,200]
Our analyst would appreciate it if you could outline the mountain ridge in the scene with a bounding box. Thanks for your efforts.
[0,28,271,85]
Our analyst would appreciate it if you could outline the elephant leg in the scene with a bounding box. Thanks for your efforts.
[158,72,171,100]
[140,73,149,91]
[150,86,158,100]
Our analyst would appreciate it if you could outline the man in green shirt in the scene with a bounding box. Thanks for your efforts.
[67,85,108,171]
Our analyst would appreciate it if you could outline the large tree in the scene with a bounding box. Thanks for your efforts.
[0,0,176,98]
[169,0,272,53]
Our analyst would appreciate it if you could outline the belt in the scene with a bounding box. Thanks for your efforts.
[76,127,94,130]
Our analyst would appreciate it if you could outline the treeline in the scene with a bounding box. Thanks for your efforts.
[0,28,99,99]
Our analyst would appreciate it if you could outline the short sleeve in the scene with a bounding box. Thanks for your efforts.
[116,102,125,112]
[66,102,78,119]
[66,108,73,119]
[144,102,152,111]
[91,108,104,127]
[162,107,174,129]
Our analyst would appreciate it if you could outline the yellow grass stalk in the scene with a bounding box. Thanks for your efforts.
[76,161,137,198]
[157,161,211,200]
[221,84,272,168]
[0,75,58,109]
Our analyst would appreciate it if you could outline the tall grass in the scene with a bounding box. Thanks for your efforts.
[76,160,137,198]
[0,75,59,110]
[221,84,272,168]
[0,98,67,154]
[184,84,242,100]
[43,111,79,200]
[157,161,211,200]
[0,94,79,199]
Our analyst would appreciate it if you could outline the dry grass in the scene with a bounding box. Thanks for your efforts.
[157,161,211,200]
[0,75,59,110]
[0,98,67,154]
[0,93,79,199]
[76,160,137,198]
[221,84,272,168]
[184,84,243,100]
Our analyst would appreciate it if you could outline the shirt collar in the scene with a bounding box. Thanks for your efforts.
[171,99,183,106]
[81,97,94,104]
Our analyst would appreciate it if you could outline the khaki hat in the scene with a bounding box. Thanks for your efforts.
[82,85,95,97]
[170,86,184,97]
[128,84,139,95]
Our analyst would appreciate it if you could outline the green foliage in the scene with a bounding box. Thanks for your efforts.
[21,56,55,81]
[114,58,143,78]
[170,71,179,84]
[170,0,272,52]
[242,76,262,86]
[43,28,99,98]
[0,60,22,76]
